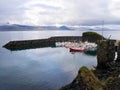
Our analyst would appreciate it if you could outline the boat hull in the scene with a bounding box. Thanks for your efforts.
[70,48,85,52]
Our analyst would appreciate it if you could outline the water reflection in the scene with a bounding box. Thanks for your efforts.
[0,46,97,90]
[84,50,97,56]
[70,50,97,56]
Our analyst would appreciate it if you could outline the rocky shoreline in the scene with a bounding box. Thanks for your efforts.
[59,39,120,90]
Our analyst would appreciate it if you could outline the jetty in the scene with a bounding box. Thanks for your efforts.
[3,36,82,51]
[3,32,106,51]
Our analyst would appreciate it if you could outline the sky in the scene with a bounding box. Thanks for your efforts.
[0,0,120,26]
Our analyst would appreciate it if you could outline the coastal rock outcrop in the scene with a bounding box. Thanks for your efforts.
[82,32,105,42]
[97,40,115,69]
[59,66,103,90]
[59,65,120,90]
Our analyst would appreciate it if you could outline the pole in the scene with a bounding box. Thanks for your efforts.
[102,20,104,41]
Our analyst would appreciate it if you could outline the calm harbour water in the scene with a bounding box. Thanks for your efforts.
[0,30,120,90]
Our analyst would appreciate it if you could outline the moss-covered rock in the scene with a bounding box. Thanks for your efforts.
[78,67,103,90]
[59,66,103,90]
[82,32,105,42]
[59,65,120,90]
[105,77,120,90]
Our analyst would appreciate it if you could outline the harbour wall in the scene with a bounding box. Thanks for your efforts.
[3,36,82,51]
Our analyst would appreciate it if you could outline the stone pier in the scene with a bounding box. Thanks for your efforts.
[3,36,82,51]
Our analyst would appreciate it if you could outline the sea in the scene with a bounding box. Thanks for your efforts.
[0,30,120,90]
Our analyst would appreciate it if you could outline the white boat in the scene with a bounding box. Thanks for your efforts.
[85,43,97,51]
[56,41,97,52]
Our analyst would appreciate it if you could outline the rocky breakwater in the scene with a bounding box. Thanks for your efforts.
[3,36,82,51]
[3,39,56,51]
[59,40,120,90]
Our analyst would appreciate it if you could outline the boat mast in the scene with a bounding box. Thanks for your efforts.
[102,20,104,41]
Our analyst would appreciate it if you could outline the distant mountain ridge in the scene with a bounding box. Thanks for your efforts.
[0,24,72,31]
[0,24,115,31]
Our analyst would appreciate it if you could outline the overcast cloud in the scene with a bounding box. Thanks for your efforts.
[0,0,120,26]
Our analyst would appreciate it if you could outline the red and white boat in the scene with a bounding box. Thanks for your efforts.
[70,47,85,52]
[69,42,97,52]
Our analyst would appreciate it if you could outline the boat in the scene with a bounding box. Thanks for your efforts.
[85,44,97,51]
[56,41,97,53]
[69,42,97,52]
[70,47,85,52]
